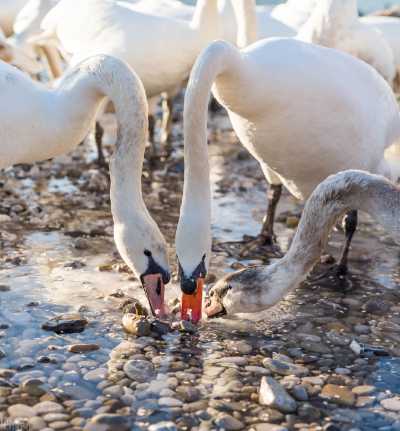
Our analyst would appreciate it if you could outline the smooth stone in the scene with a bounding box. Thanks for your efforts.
[301,341,331,354]
[291,385,309,401]
[123,359,154,382]
[214,414,245,430]
[216,357,248,366]
[87,413,131,431]
[381,397,400,412]
[28,416,47,430]
[148,422,177,431]
[42,313,88,334]
[352,385,375,396]
[245,366,271,376]
[0,369,15,378]
[356,396,375,407]
[252,425,288,431]
[68,343,100,353]
[21,378,47,397]
[33,401,64,415]
[259,377,297,413]
[8,404,36,418]
[175,386,200,402]
[158,397,183,408]
[262,358,308,377]
[48,421,69,430]
[84,368,108,382]
[320,384,355,406]
[43,413,70,422]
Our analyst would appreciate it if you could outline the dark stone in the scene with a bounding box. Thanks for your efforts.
[42,314,88,334]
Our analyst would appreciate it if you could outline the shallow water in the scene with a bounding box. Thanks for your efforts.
[1,108,400,429]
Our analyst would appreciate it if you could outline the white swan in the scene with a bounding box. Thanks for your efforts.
[175,35,400,300]
[40,0,220,98]
[298,0,396,86]
[0,55,170,316]
[360,15,400,89]
[8,0,62,77]
[205,170,400,316]
[0,0,28,36]
[271,0,316,31]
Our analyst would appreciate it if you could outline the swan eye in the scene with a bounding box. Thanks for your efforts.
[144,249,152,257]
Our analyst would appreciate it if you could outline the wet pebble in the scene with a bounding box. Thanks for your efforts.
[42,314,88,334]
[68,343,100,353]
[320,384,355,406]
[215,414,245,430]
[8,404,36,419]
[259,377,297,413]
[87,413,131,431]
[381,397,400,412]
[123,359,155,382]
[20,378,47,397]
[33,401,64,415]
[262,358,308,377]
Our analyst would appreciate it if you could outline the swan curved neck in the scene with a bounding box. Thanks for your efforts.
[176,41,242,276]
[265,171,400,302]
[57,55,148,215]
[231,0,257,48]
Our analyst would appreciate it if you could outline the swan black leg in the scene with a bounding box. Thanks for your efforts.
[336,210,358,276]
[310,210,358,289]
[95,121,106,167]
[240,184,283,258]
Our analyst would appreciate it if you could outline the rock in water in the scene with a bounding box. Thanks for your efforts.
[123,359,155,383]
[87,414,131,431]
[122,314,151,337]
[259,377,297,413]
[381,397,400,412]
[42,314,88,334]
[68,343,100,353]
[320,384,355,407]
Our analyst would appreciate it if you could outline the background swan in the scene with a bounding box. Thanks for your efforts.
[175,36,400,300]
[0,55,170,316]
[271,0,317,30]
[8,0,62,77]
[205,171,400,316]
[36,0,221,150]
[298,0,396,86]
[0,0,28,36]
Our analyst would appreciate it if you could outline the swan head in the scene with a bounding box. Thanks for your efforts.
[205,263,292,317]
[0,42,12,63]
[114,220,171,318]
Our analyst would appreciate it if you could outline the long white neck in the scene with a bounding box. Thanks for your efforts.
[299,0,358,44]
[260,171,400,305]
[55,55,149,224]
[230,0,258,48]
[191,0,219,34]
[176,41,242,277]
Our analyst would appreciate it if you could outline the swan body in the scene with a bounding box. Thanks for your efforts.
[0,0,28,36]
[0,55,170,314]
[205,171,400,316]
[40,0,220,98]
[176,37,400,282]
[298,0,396,86]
